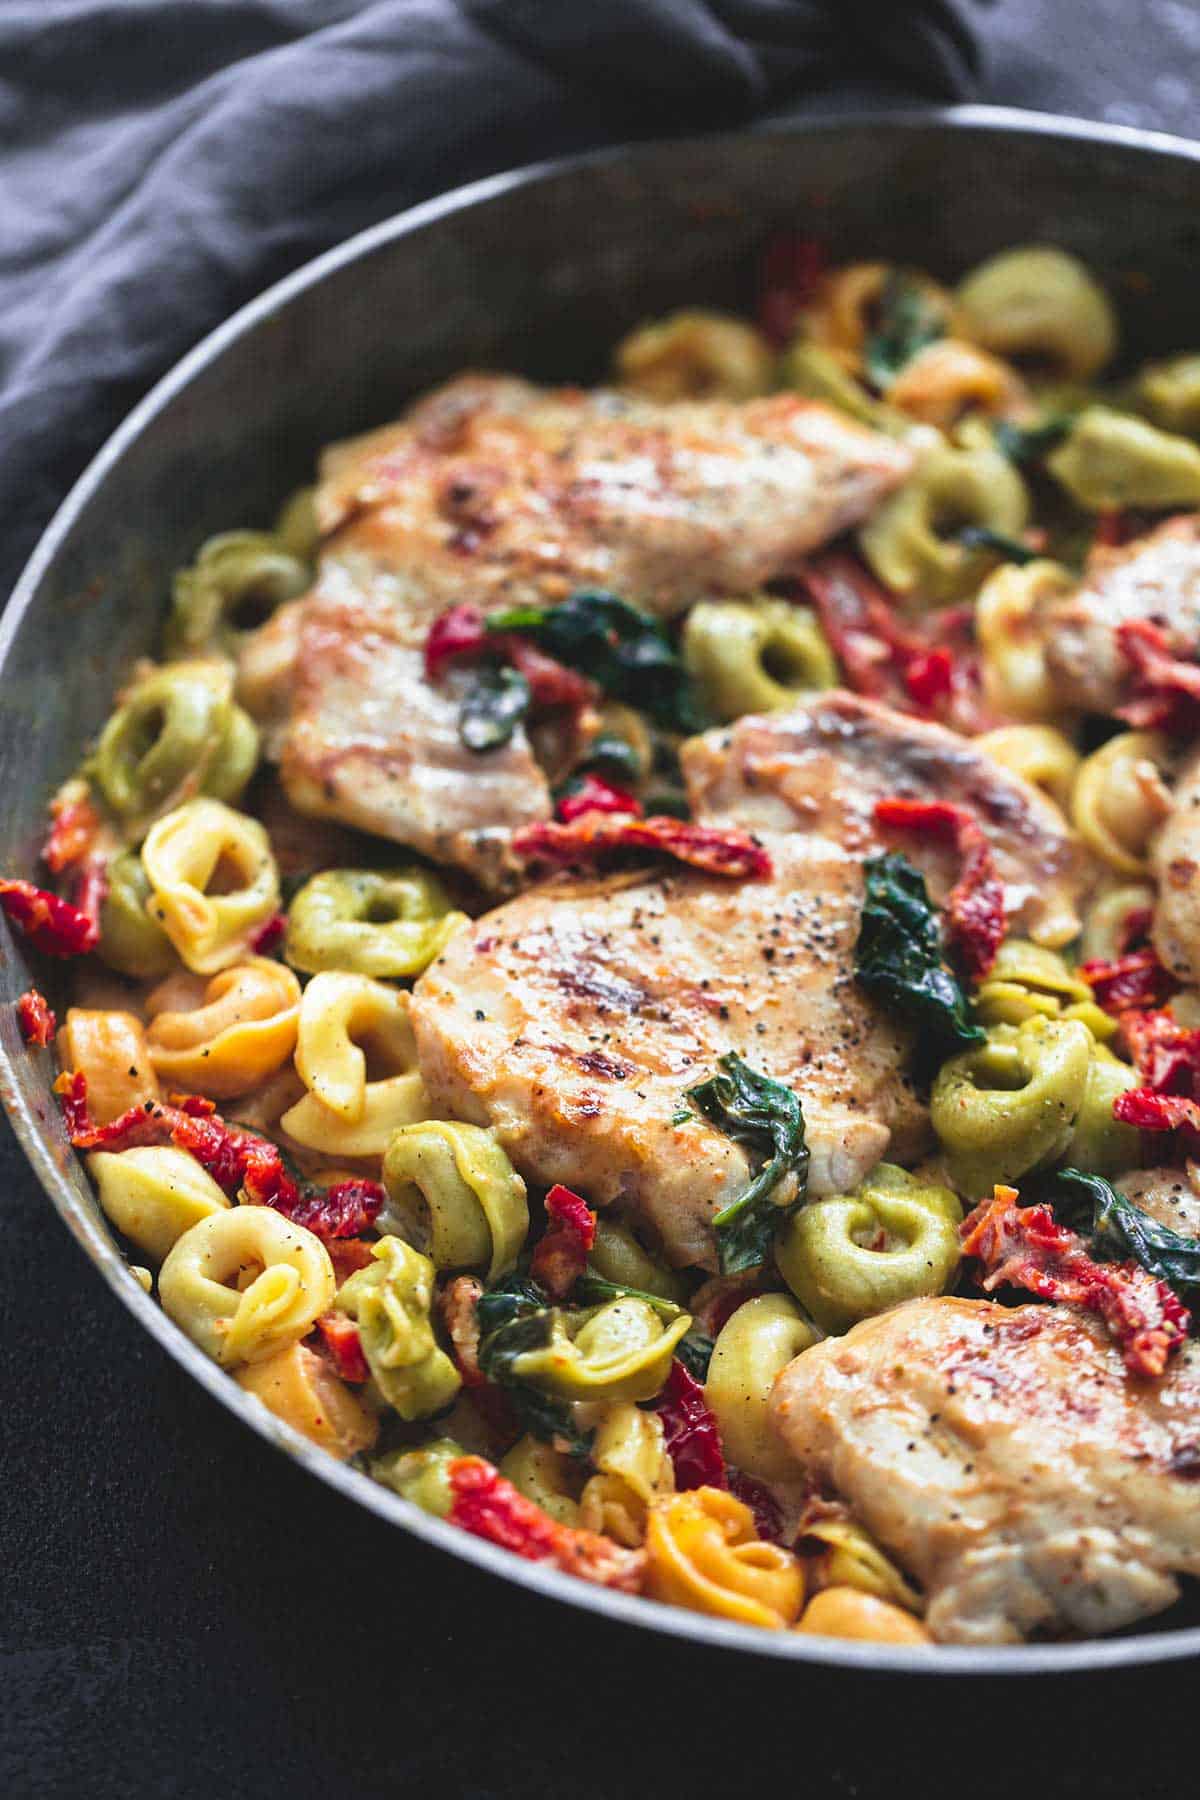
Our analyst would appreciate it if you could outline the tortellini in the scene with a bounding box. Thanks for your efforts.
[614,309,775,401]
[1048,406,1200,509]
[141,798,281,973]
[237,1341,378,1460]
[92,662,258,826]
[577,1403,675,1547]
[97,851,177,977]
[372,1437,465,1517]
[974,938,1107,1035]
[704,1294,815,1481]
[974,725,1081,813]
[159,1205,335,1368]
[589,1217,689,1305]
[499,1435,581,1526]
[505,1297,691,1404]
[380,1120,528,1281]
[284,867,467,979]
[682,599,837,723]
[886,338,1029,429]
[59,1006,160,1124]
[778,341,908,435]
[931,1015,1093,1194]
[144,958,301,1098]
[976,560,1076,723]
[775,1165,962,1333]
[1136,354,1200,437]
[1065,1046,1140,1173]
[281,972,428,1158]
[90,1144,230,1263]
[802,262,958,362]
[1080,882,1156,964]
[165,530,311,659]
[795,1588,932,1645]
[644,1487,804,1630]
[333,1235,461,1420]
[955,246,1117,380]
[1071,730,1174,877]
[798,1514,923,1614]
[858,439,1029,604]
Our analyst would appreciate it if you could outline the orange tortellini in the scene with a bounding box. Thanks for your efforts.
[644,1487,804,1630]
[58,1006,161,1124]
[144,957,301,1098]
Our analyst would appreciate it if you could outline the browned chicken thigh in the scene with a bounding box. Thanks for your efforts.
[771,1296,1200,1644]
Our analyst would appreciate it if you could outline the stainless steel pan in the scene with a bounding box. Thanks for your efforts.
[5,105,1199,1672]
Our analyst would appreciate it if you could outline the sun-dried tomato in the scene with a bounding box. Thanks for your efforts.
[424,602,489,678]
[555,774,641,825]
[728,1469,784,1543]
[655,1360,727,1492]
[529,1183,597,1300]
[314,1313,370,1384]
[1115,617,1200,732]
[16,988,56,1047]
[327,1238,378,1285]
[1114,1087,1200,1136]
[904,647,954,710]
[1082,948,1179,1014]
[961,1185,1189,1379]
[1119,906,1154,955]
[1121,1007,1200,1092]
[43,790,103,874]
[757,232,826,347]
[275,1178,386,1239]
[447,1456,645,1590]
[248,910,287,956]
[873,796,1005,980]
[513,814,772,881]
[0,879,99,956]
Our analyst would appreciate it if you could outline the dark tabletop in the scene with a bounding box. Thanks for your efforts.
[5,6,1199,1798]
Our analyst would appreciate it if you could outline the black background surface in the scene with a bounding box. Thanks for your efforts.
[5,4,1200,1796]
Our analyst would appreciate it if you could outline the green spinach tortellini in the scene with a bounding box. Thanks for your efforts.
[92,664,259,826]
[285,867,468,979]
[931,1015,1092,1194]
[775,1164,962,1333]
[381,1119,528,1281]
[858,439,1029,605]
[165,529,312,658]
[1047,406,1200,510]
[335,1235,461,1420]
[682,598,837,722]
[495,1297,691,1404]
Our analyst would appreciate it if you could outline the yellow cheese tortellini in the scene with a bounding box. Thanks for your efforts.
[141,798,280,973]
[858,439,1029,605]
[798,1513,923,1614]
[1080,882,1156,964]
[974,725,1081,813]
[165,530,311,659]
[1048,406,1200,510]
[775,1165,962,1333]
[578,1402,675,1546]
[614,309,775,401]
[931,1015,1093,1195]
[159,1205,335,1367]
[955,246,1117,380]
[237,1341,378,1460]
[281,972,428,1158]
[704,1294,815,1481]
[333,1235,461,1420]
[284,867,467,979]
[59,1006,160,1124]
[644,1487,804,1630]
[505,1297,691,1404]
[1071,730,1174,877]
[976,559,1076,723]
[92,662,258,827]
[381,1120,528,1281]
[89,1144,230,1263]
[144,957,301,1098]
[682,598,837,722]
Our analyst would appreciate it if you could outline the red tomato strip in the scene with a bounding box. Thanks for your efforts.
[1081,949,1178,1014]
[423,603,594,709]
[1115,618,1200,732]
[529,1183,597,1301]
[655,1360,727,1493]
[43,791,103,874]
[513,814,772,881]
[555,775,641,824]
[873,796,1005,980]
[314,1313,370,1384]
[447,1456,646,1591]
[0,878,99,956]
[16,988,56,1047]
[961,1186,1189,1379]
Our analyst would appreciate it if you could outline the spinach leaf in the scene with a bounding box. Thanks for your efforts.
[488,589,708,735]
[681,1053,809,1275]
[575,1271,686,1320]
[993,415,1074,465]
[477,1308,593,1459]
[855,853,985,1055]
[579,732,643,784]
[864,274,945,389]
[957,525,1038,566]
[1033,1166,1200,1298]
[458,664,531,752]
[674,1330,715,1384]
[475,1269,546,1335]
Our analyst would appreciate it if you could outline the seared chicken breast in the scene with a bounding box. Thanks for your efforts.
[238,376,911,883]
[683,692,1092,945]
[1153,737,1200,982]
[771,1296,1200,1644]
[1042,514,1200,715]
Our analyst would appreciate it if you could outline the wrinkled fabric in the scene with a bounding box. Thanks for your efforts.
[0,0,985,593]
